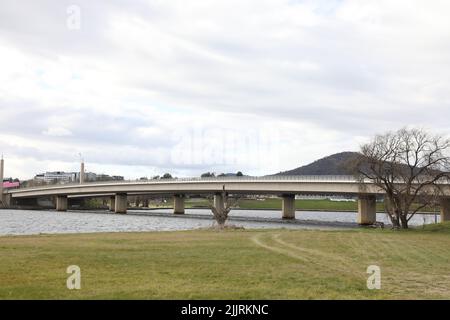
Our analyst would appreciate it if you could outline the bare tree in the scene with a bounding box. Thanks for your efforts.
[135,196,141,207]
[354,128,450,229]
[208,188,239,229]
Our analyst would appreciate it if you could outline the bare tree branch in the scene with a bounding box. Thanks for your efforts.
[352,127,450,229]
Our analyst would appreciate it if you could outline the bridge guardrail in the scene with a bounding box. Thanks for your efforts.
[14,175,360,191]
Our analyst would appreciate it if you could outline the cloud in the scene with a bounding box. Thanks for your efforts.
[1,0,450,179]
[43,127,73,137]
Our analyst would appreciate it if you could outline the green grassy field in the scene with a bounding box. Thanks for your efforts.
[1,223,450,299]
[181,198,361,211]
[236,198,365,211]
[184,198,374,211]
[165,198,437,213]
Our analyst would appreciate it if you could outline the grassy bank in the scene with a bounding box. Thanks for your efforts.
[1,223,450,299]
[146,198,437,213]
[80,198,438,214]
[185,198,375,211]
[237,198,364,211]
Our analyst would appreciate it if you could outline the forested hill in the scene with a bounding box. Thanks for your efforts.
[273,152,360,176]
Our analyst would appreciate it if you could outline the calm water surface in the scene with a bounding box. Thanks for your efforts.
[0,208,440,236]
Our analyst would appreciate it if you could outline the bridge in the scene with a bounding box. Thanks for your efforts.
[3,175,450,225]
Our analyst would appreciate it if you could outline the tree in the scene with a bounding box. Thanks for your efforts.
[161,173,172,179]
[354,128,450,229]
[236,171,243,177]
[135,196,141,207]
[208,188,239,229]
[201,172,215,178]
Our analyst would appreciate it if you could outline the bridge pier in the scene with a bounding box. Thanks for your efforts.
[1,193,11,207]
[56,195,68,211]
[440,198,450,222]
[109,196,115,212]
[115,193,127,214]
[173,194,185,214]
[282,194,296,219]
[357,195,376,225]
[214,193,225,210]
[5,194,12,207]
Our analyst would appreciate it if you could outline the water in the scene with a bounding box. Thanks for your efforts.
[0,208,440,236]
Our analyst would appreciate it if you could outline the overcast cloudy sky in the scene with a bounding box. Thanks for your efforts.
[1,0,450,180]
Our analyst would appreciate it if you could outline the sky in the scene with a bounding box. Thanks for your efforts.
[1,0,450,180]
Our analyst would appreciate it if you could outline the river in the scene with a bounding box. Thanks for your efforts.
[0,208,440,236]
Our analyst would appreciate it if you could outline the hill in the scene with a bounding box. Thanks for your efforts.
[274,152,360,176]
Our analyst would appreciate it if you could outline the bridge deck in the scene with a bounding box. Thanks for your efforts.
[6,176,383,198]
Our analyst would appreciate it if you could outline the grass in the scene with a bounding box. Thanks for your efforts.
[237,198,364,211]
[1,223,450,299]
[184,198,378,211]
[170,198,437,213]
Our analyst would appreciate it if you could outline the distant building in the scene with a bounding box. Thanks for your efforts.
[34,171,124,184]
[34,172,77,183]
[2,178,20,189]
[95,174,124,182]
[75,172,97,182]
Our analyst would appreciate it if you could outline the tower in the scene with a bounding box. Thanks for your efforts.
[80,160,85,184]
[0,156,4,204]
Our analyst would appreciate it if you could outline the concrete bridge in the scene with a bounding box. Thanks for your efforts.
[3,175,450,225]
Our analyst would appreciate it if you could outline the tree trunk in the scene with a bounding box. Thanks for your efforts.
[390,209,401,229]
[391,218,400,229]
[400,214,409,229]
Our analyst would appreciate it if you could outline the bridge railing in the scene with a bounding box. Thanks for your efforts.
[15,175,360,190]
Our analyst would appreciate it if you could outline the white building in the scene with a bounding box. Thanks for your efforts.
[34,171,124,184]
[75,172,97,182]
[34,172,77,183]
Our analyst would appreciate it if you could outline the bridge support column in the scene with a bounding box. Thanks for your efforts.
[214,193,225,210]
[1,193,11,207]
[282,194,296,219]
[173,194,185,214]
[440,198,450,222]
[115,193,127,214]
[56,195,68,211]
[5,194,12,207]
[109,196,115,212]
[357,195,376,225]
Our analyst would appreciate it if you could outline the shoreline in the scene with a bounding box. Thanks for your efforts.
[124,206,439,215]
[0,205,439,215]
